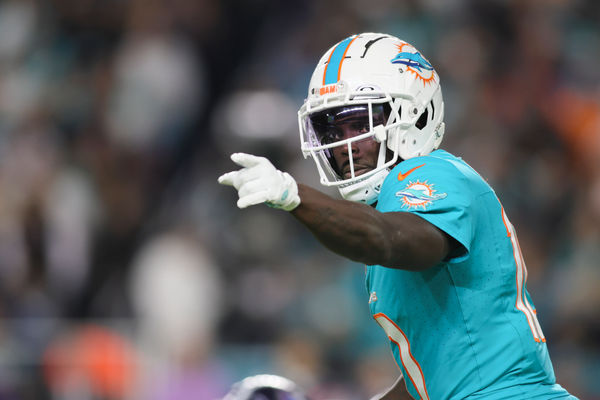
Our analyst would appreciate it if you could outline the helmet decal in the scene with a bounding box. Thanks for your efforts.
[391,43,436,85]
[359,35,389,58]
[323,35,358,85]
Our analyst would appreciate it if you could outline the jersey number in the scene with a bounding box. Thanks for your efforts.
[374,313,430,400]
[501,207,546,342]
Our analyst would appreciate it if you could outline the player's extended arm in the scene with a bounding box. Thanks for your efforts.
[292,184,450,270]
[218,153,451,270]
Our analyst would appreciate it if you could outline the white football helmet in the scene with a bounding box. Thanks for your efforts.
[298,32,445,204]
[222,374,308,400]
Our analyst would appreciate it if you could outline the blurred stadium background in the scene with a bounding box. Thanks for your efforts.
[0,0,598,399]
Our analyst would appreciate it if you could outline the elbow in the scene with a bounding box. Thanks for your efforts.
[376,234,443,271]
[360,230,408,269]
[379,256,439,271]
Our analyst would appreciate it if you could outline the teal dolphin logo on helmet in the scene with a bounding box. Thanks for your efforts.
[391,51,433,72]
[390,42,436,85]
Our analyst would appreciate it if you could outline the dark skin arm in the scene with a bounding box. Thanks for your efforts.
[373,376,413,400]
[291,184,453,270]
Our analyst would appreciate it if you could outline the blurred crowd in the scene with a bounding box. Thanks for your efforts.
[0,0,598,399]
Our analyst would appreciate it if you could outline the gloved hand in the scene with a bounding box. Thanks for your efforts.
[218,153,301,211]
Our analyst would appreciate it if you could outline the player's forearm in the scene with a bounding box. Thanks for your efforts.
[217,153,449,269]
[291,184,398,266]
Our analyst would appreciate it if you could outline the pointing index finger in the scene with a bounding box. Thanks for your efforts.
[218,171,238,186]
[230,153,265,168]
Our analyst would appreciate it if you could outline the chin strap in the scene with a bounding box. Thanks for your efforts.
[338,168,389,204]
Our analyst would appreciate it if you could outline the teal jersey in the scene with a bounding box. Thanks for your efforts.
[366,150,575,400]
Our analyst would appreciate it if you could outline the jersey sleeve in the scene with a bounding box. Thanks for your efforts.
[376,156,475,262]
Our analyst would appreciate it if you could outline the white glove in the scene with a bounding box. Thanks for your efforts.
[218,153,301,211]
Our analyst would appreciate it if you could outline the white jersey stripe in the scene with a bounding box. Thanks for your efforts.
[502,208,545,342]
[375,313,429,400]
[515,238,546,341]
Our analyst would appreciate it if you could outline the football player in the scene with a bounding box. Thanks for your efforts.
[219,33,577,400]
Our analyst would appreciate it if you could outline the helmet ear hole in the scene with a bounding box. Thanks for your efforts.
[416,108,428,130]
[415,100,435,130]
